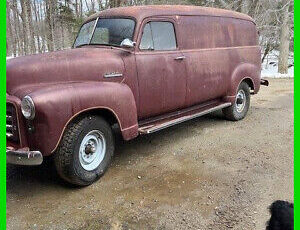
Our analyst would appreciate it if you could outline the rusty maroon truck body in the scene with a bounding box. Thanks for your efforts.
[6,5,268,185]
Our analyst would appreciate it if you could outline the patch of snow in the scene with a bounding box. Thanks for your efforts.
[261,68,294,79]
[261,50,294,78]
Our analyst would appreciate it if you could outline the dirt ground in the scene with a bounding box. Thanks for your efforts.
[7,78,294,230]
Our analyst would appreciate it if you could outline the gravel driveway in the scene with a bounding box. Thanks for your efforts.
[7,78,294,230]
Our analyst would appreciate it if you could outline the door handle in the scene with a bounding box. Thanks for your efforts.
[174,56,186,61]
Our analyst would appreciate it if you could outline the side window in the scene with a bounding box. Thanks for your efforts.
[140,23,154,50]
[140,21,177,51]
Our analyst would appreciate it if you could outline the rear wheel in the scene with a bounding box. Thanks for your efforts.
[54,115,114,186]
[223,81,250,121]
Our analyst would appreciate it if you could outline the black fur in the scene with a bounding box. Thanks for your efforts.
[266,200,294,230]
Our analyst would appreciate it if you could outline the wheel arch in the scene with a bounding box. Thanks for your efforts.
[223,63,260,104]
[51,106,134,154]
[51,107,119,154]
[241,77,255,92]
[74,107,121,127]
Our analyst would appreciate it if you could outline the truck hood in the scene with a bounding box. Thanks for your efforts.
[6,47,125,97]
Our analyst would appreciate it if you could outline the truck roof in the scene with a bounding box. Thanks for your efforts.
[86,5,254,23]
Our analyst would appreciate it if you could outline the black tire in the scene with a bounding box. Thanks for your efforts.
[223,81,251,121]
[54,115,114,186]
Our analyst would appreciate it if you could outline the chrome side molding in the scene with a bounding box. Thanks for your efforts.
[104,73,123,78]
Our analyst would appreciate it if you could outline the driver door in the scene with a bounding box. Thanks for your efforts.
[135,18,187,119]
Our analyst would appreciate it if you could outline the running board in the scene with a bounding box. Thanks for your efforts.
[138,102,231,134]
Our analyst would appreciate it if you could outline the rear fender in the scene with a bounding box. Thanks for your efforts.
[224,63,261,103]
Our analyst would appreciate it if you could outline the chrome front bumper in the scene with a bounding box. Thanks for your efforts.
[6,147,43,166]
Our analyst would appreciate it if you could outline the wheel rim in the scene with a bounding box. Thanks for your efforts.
[235,89,246,113]
[79,130,106,171]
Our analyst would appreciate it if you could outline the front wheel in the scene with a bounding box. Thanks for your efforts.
[223,81,251,121]
[54,115,114,186]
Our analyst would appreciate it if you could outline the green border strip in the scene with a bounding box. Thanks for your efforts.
[1,0,6,229]
[294,0,297,229]
[0,2,296,230]
[295,0,298,229]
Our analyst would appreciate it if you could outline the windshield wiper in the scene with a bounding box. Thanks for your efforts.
[75,44,90,48]
[75,43,121,49]
[91,43,121,48]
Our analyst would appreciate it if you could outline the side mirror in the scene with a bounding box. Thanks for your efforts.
[120,38,136,48]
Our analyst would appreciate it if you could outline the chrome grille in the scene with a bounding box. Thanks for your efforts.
[6,103,19,142]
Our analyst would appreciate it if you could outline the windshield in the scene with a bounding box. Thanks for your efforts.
[74,20,96,48]
[74,18,135,48]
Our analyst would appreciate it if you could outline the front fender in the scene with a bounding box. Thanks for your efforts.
[27,82,138,155]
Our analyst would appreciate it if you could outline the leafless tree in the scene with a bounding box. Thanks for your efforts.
[278,0,291,73]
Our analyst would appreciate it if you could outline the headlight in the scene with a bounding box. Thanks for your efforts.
[21,96,35,120]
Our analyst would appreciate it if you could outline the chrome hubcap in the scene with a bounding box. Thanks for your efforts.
[79,130,106,171]
[236,89,246,113]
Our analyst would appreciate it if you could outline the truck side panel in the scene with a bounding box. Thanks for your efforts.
[178,16,261,107]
